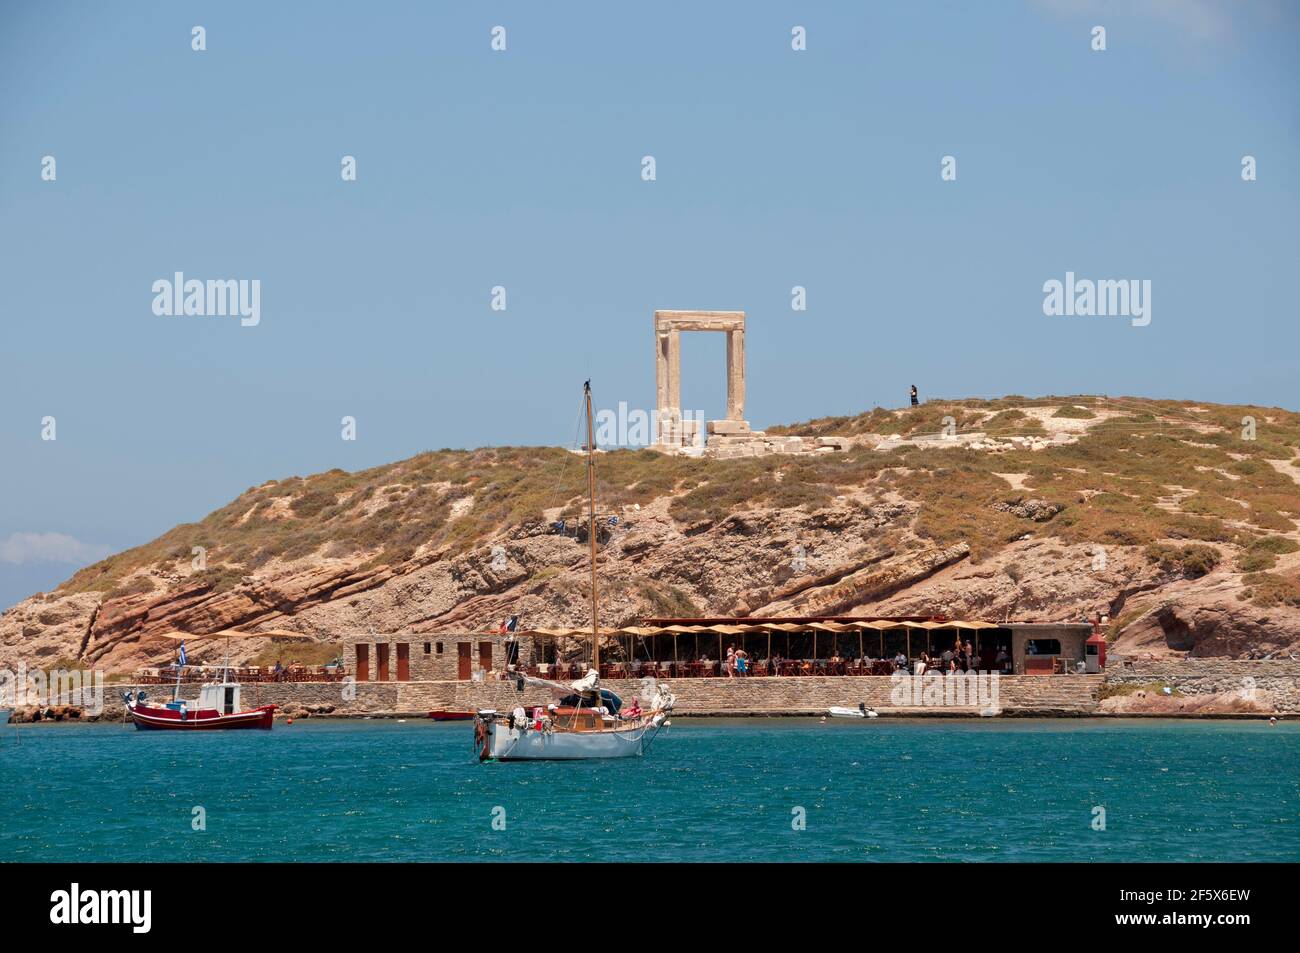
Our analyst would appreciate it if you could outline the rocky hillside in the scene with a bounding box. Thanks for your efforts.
[4,396,1299,673]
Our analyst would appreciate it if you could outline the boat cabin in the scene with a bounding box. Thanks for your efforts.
[549,708,617,731]
[195,680,241,714]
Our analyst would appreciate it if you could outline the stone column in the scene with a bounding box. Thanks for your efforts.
[661,330,683,444]
[726,327,745,420]
[667,330,681,415]
[655,331,669,423]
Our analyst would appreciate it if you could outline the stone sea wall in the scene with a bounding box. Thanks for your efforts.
[46,662,1300,722]
[92,673,1103,718]
[1104,658,1300,712]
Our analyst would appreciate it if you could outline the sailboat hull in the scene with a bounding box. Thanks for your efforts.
[480,720,650,760]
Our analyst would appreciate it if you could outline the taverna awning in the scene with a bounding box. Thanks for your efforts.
[510,618,1006,640]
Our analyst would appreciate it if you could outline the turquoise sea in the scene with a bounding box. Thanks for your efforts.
[2,718,1297,862]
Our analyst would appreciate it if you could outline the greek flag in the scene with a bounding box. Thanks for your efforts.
[178,641,187,667]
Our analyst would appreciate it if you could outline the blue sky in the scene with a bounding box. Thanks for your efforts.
[2,0,1298,609]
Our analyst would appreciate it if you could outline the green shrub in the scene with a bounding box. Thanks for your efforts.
[104,575,157,601]
[1237,535,1300,572]
[1240,572,1300,608]
[1053,405,1096,419]
[1144,543,1221,578]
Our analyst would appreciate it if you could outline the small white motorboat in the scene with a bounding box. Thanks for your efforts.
[829,703,878,719]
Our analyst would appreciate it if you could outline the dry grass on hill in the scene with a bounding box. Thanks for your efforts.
[56,396,1300,597]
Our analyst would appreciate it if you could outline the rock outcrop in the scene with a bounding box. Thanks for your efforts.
[3,395,1298,671]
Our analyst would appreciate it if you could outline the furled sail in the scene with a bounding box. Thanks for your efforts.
[516,670,623,713]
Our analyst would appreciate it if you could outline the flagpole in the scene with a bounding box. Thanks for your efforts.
[173,641,186,701]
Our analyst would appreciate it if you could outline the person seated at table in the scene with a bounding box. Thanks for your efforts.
[915,653,929,676]
[996,647,1011,673]
[893,651,907,670]
[829,652,842,672]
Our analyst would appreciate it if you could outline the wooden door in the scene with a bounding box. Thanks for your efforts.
[355,644,370,682]
[479,641,492,674]
[457,642,472,680]
[396,643,410,681]
[376,643,390,681]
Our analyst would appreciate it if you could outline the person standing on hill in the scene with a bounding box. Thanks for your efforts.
[910,384,919,407]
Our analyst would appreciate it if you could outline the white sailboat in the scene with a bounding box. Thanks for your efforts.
[474,381,674,761]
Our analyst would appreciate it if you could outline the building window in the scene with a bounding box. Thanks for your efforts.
[435,642,443,655]
[423,642,431,654]
[1025,639,1062,655]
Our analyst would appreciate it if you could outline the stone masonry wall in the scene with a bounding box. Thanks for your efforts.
[97,673,1103,718]
[70,662,1300,720]
[1104,659,1300,712]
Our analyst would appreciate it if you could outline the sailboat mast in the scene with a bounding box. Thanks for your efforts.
[584,381,600,670]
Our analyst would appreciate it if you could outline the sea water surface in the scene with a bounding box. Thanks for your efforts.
[2,718,1297,862]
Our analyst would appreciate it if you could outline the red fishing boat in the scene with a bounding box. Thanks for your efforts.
[428,710,475,721]
[125,678,275,730]
[125,632,277,730]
